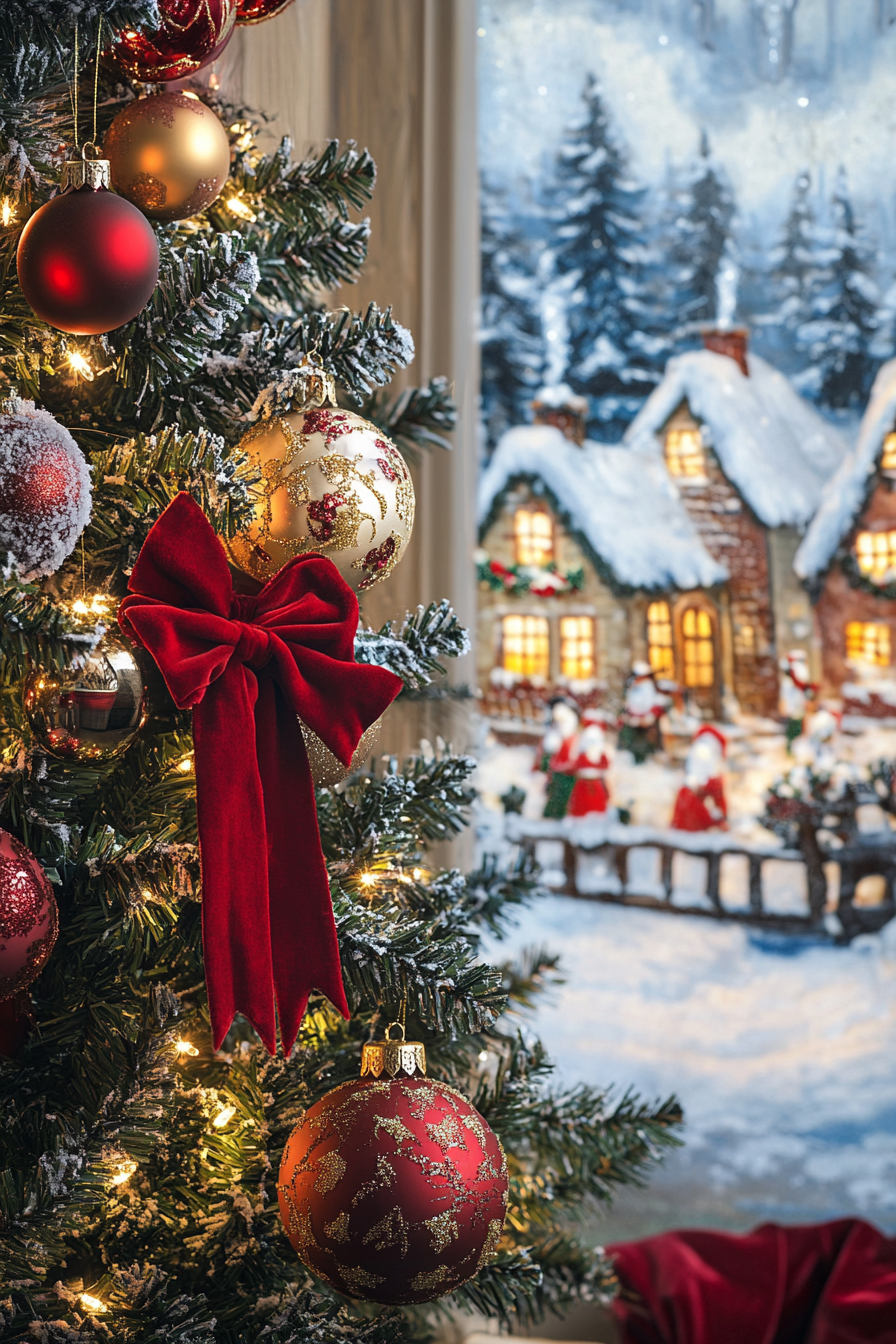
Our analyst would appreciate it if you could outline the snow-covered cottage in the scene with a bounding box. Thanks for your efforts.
[624,331,846,715]
[477,331,847,722]
[795,358,896,706]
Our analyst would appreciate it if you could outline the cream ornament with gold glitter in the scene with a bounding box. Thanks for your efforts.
[226,357,415,593]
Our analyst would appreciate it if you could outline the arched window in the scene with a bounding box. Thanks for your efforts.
[501,614,550,679]
[646,601,674,677]
[664,427,706,480]
[513,508,553,566]
[846,622,891,668]
[682,607,715,688]
[855,530,896,583]
[559,615,595,680]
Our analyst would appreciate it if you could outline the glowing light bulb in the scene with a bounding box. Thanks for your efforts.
[213,1104,236,1128]
[141,888,153,900]
[174,1038,199,1057]
[110,1160,137,1186]
[67,350,94,380]
[226,195,257,222]
[360,873,376,887]
[72,598,89,615]
[412,868,425,882]
[176,756,194,774]
[478,1050,489,1062]
[1,199,13,226]
[80,1294,107,1314]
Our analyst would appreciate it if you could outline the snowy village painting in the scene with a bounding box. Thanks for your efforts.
[476,0,896,1238]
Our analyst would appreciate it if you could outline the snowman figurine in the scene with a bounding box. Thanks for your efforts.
[568,708,612,817]
[537,697,581,819]
[671,724,727,831]
[780,649,818,751]
[618,661,669,763]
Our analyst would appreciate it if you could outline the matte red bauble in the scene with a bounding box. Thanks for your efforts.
[105,93,231,222]
[0,397,92,579]
[0,829,58,1001]
[278,1031,508,1304]
[236,0,295,23]
[16,165,159,336]
[112,0,236,82]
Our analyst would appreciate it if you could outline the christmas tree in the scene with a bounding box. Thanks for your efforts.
[0,5,681,1341]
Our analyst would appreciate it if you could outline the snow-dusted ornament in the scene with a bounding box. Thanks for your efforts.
[0,397,92,580]
[226,354,415,593]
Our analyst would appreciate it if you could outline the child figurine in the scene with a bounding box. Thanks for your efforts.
[671,724,727,832]
[780,649,818,751]
[568,708,612,817]
[617,661,669,763]
[537,697,580,818]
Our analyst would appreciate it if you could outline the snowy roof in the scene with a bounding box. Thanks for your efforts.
[795,358,896,580]
[533,383,589,414]
[478,423,727,591]
[623,350,848,529]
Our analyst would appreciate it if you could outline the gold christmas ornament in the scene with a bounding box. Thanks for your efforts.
[23,630,147,764]
[226,355,415,593]
[301,716,381,788]
[104,92,231,222]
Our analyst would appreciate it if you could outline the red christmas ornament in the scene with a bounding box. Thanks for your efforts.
[0,829,58,1002]
[0,397,92,579]
[16,158,159,336]
[112,0,236,82]
[236,0,295,24]
[278,1029,508,1304]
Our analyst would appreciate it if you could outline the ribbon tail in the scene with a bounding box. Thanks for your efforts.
[194,670,278,1054]
[257,681,349,1055]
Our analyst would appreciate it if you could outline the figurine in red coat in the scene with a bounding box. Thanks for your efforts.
[568,708,611,817]
[671,724,727,831]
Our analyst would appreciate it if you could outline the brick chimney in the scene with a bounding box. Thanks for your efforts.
[532,385,589,445]
[701,327,749,377]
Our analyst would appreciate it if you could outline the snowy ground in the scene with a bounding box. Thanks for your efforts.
[473,718,896,1238]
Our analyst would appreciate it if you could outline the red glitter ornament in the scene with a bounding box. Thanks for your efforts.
[16,161,159,336]
[0,830,58,1001]
[236,0,295,24]
[278,1029,508,1305]
[112,0,236,82]
[0,397,91,579]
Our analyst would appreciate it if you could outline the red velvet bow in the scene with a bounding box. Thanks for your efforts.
[119,493,402,1054]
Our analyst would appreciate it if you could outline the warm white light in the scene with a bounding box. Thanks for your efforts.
[412,868,424,882]
[174,1039,199,1057]
[227,195,257,222]
[72,599,89,615]
[478,1050,489,1062]
[80,1294,107,1314]
[359,873,376,887]
[0,199,13,227]
[111,1160,137,1186]
[67,351,94,380]
[176,756,194,774]
[213,1104,236,1128]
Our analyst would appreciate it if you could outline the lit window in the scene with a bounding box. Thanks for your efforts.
[682,607,715,688]
[647,601,674,678]
[664,428,706,479]
[846,621,891,668]
[501,614,549,679]
[882,433,896,472]
[513,508,553,566]
[855,530,896,583]
[560,615,595,679]
[735,623,756,656]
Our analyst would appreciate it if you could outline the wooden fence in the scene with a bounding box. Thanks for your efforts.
[507,817,896,942]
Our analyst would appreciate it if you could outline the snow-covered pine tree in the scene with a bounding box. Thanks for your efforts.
[552,76,658,442]
[665,132,735,332]
[480,185,546,452]
[793,167,882,412]
[0,5,682,1342]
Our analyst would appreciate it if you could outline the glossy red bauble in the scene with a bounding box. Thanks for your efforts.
[111,0,236,82]
[16,187,159,336]
[0,829,58,1001]
[278,1076,508,1304]
[236,0,295,23]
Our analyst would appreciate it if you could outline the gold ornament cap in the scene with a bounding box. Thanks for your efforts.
[360,1021,427,1079]
[252,351,337,422]
[62,146,111,192]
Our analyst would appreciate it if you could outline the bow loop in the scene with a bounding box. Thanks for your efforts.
[118,494,403,1055]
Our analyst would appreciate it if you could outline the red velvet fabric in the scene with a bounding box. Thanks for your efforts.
[610,1220,896,1344]
[119,494,402,1054]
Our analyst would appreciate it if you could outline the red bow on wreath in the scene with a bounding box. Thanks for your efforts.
[119,493,402,1054]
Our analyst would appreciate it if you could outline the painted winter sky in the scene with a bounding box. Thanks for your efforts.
[479,0,896,257]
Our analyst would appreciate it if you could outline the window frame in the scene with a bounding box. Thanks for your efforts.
[845,620,891,669]
[646,600,675,679]
[559,613,596,681]
[499,611,551,680]
[512,506,554,567]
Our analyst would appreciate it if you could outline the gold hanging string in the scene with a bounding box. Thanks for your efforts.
[72,20,79,150]
[87,18,103,153]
